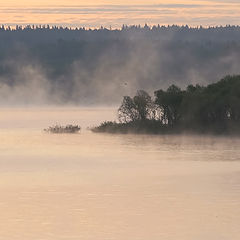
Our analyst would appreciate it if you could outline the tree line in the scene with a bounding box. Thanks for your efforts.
[1,25,240,105]
[1,24,240,44]
[94,75,240,134]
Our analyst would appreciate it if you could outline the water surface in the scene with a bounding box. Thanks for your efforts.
[0,108,240,240]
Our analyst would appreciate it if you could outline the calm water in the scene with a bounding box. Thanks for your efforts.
[0,108,240,240]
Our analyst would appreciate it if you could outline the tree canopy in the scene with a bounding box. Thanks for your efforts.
[96,75,240,134]
[118,90,153,122]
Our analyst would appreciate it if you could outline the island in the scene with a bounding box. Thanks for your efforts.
[92,75,240,135]
[44,124,81,134]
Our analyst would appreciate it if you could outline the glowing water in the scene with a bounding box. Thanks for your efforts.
[0,108,240,240]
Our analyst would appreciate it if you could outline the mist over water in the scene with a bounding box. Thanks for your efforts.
[1,24,240,240]
[1,26,240,105]
[0,107,240,240]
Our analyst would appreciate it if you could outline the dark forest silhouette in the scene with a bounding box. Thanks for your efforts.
[2,24,240,42]
[1,25,240,104]
[93,75,240,134]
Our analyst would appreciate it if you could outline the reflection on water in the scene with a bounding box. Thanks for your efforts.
[0,108,240,240]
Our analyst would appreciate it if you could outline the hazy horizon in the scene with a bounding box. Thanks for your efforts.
[1,0,240,28]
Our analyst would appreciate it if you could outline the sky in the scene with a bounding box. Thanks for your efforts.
[1,0,240,28]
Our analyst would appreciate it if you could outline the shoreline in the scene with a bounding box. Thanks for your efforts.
[91,120,240,136]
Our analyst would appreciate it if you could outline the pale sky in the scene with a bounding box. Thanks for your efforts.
[1,0,240,28]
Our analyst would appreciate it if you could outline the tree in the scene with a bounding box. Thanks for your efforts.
[118,90,153,123]
[154,85,183,126]
[118,96,139,123]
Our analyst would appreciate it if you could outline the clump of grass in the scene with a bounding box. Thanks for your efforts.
[44,124,81,134]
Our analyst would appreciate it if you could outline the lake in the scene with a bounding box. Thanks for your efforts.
[0,107,240,240]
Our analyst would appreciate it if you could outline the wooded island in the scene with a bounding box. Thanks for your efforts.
[93,75,240,134]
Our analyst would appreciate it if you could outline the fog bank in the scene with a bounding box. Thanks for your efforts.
[0,25,240,105]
